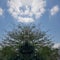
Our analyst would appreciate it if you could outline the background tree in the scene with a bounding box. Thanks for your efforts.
[0,25,59,60]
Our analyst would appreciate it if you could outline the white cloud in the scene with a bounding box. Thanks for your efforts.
[0,8,3,16]
[50,5,59,16]
[53,43,60,48]
[18,17,34,23]
[7,0,46,23]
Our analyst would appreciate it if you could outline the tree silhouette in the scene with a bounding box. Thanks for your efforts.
[0,25,59,60]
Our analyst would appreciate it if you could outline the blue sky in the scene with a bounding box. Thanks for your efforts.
[0,0,60,47]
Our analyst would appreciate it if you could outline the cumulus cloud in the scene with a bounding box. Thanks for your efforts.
[53,43,60,48]
[0,8,3,16]
[7,0,46,23]
[50,5,59,16]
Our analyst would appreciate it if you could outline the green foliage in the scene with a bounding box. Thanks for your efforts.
[0,25,59,60]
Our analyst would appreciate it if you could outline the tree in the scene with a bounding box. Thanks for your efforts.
[0,25,59,60]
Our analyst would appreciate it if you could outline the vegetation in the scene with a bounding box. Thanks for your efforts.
[0,25,59,60]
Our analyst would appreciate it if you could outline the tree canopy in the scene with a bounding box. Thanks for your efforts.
[0,25,59,60]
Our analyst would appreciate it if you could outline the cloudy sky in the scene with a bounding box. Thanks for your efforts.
[0,0,60,48]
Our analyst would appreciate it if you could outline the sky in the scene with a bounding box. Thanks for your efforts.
[0,0,60,48]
